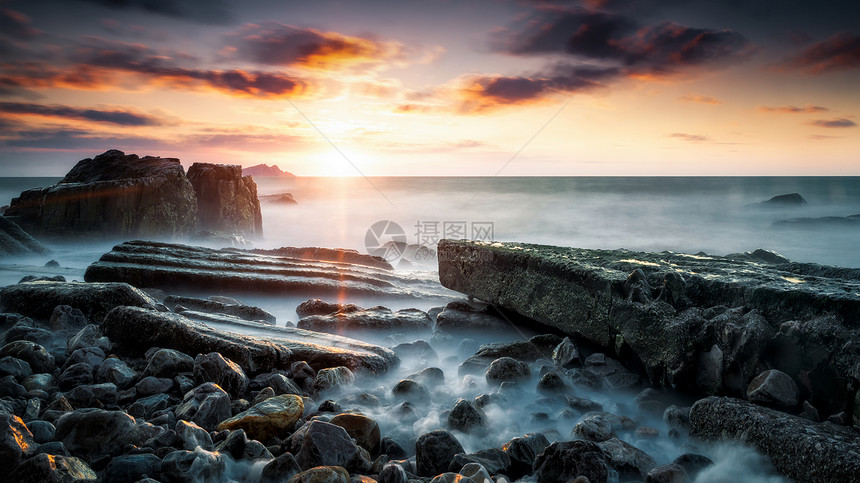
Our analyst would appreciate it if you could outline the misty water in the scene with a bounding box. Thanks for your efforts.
[4,175,858,481]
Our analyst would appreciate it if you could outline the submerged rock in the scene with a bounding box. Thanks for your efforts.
[533,440,609,483]
[0,216,47,257]
[689,396,860,481]
[4,149,198,239]
[416,430,465,477]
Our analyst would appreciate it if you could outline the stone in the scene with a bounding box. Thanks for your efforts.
[0,413,37,467]
[663,405,691,431]
[175,382,232,431]
[0,341,54,373]
[746,369,799,409]
[646,463,688,483]
[380,436,407,460]
[533,440,609,483]
[0,374,26,398]
[129,394,171,420]
[415,429,464,477]
[552,337,581,367]
[28,420,55,444]
[175,420,213,451]
[298,307,432,333]
[484,357,529,385]
[135,376,173,396]
[161,448,226,482]
[447,398,488,434]
[329,413,381,455]
[95,357,137,388]
[459,462,492,483]
[0,281,157,324]
[5,150,198,238]
[67,325,111,355]
[597,438,657,480]
[0,356,32,380]
[58,363,94,391]
[261,452,302,483]
[409,367,445,387]
[103,453,162,483]
[583,353,640,389]
[391,340,438,365]
[8,453,97,482]
[145,348,194,378]
[313,367,356,394]
[1,321,52,346]
[564,395,603,414]
[186,162,262,238]
[689,396,860,481]
[289,420,369,472]
[501,432,549,479]
[164,295,276,324]
[63,347,105,370]
[671,453,713,479]
[0,215,47,256]
[193,352,249,397]
[434,302,510,331]
[391,378,430,404]
[572,415,616,442]
[217,394,304,443]
[50,305,88,331]
[536,371,568,393]
[55,409,142,460]
[448,448,510,475]
[287,466,350,483]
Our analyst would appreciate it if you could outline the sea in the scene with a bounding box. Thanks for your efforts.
[1,175,855,482]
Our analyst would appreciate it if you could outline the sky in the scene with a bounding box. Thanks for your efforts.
[0,0,857,176]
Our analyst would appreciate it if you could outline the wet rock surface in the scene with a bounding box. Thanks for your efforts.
[690,396,860,481]
[85,240,454,299]
[0,281,157,324]
[298,306,432,333]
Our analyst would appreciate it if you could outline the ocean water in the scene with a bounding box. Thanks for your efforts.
[256,176,860,268]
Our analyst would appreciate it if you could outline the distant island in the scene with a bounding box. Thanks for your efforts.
[242,163,295,177]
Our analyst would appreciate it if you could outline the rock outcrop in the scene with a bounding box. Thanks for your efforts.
[0,216,47,257]
[437,239,860,414]
[242,163,295,177]
[187,163,262,238]
[0,281,157,323]
[85,240,455,299]
[690,397,860,481]
[4,150,198,239]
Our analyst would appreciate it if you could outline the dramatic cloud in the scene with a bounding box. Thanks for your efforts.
[496,9,754,75]
[779,32,860,74]
[679,94,722,105]
[0,8,40,39]
[669,132,710,142]
[70,0,233,25]
[809,118,856,128]
[226,22,406,70]
[0,101,163,126]
[0,38,310,99]
[758,105,829,114]
[2,128,171,151]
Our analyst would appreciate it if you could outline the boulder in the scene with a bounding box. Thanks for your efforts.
[175,420,213,451]
[0,341,54,373]
[297,307,432,333]
[447,398,488,434]
[0,413,37,467]
[746,369,799,409]
[55,409,142,460]
[50,305,88,331]
[289,420,369,472]
[485,357,530,385]
[391,379,429,403]
[0,281,157,324]
[415,430,464,477]
[144,348,194,378]
[161,448,225,482]
[313,367,356,394]
[8,453,97,482]
[448,448,510,475]
[296,299,362,318]
[434,303,510,330]
[329,413,381,455]
[103,453,162,483]
[533,440,609,483]
[501,432,549,479]
[217,394,304,442]
[193,352,249,397]
[597,438,656,480]
[689,396,860,481]
[186,162,262,238]
[175,382,232,431]
[4,149,198,238]
[287,466,350,483]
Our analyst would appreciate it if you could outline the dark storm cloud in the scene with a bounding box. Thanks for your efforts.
[809,118,856,128]
[71,0,234,25]
[497,9,754,75]
[0,101,163,126]
[0,8,40,39]
[778,32,860,74]
[227,22,403,70]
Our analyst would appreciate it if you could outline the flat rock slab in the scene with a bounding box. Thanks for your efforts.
[297,307,432,334]
[690,396,860,481]
[437,240,860,410]
[85,241,454,300]
[0,281,158,323]
[103,306,398,374]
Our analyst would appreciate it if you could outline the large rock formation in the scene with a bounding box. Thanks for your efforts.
[437,239,860,415]
[85,240,455,299]
[690,397,860,481]
[4,150,198,238]
[0,216,47,257]
[242,163,295,177]
[187,163,262,238]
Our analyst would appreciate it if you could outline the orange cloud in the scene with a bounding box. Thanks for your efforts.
[758,105,829,114]
[669,132,710,142]
[679,94,722,105]
[777,32,860,74]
